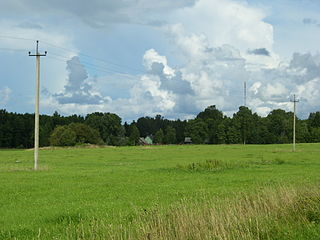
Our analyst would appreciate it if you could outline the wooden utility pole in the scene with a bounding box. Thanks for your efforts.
[290,94,299,152]
[29,41,47,170]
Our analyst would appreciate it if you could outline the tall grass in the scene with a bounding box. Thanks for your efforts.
[24,185,319,240]
[134,185,320,240]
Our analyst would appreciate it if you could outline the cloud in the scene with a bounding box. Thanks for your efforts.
[1,0,197,27]
[303,18,319,26]
[0,87,12,106]
[302,18,320,28]
[53,56,110,105]
[171,0,274,53]
[248,52,320,117]
[155,21,320,118]
[16,22,43,29]
[43,46,320,121]
[247,48,270,56]
[166,0,280,70]
[21,0,320,121]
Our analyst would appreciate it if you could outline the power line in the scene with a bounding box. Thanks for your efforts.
[39,41,145,74]
[0,35,35,42]
[47,53,134,75]
[0,48,26,52]
[0,35,145,74]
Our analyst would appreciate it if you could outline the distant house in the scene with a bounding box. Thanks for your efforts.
[145,136,153,145]
[184,137,192,144]
[139,136,153,145]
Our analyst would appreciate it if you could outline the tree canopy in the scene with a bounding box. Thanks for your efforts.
[0,106,320,148]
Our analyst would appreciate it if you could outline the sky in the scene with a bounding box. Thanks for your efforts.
[0,0,320,122]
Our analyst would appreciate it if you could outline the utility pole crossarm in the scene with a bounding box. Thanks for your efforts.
[29,40,47,56]
[29,40,47,170]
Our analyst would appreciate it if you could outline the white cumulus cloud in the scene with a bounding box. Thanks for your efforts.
[0,87,12,107]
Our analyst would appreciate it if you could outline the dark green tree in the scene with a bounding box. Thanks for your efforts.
[267,109,292,143]
[309,127,320,142]
[85,112,123,145]
[129,124,140,145]
[197,105,224,144]
[50,125,77,146]
[226,126,241,144]
[296,121,310,143]
[217,123,226,144]
[172,119,187,143]
[185,119,208,144]
[154,129,164,144]
[308,112,320,128]
[68,123,103,144]
[164,126,176,144]
[233,106,255,144]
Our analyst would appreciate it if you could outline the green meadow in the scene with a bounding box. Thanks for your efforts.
[0,144,320,239]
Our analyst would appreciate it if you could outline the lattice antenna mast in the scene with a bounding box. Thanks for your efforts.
[290,94,299,152]
[244,81,247,107]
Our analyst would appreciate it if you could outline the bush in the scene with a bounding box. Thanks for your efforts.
[50,123,103,146]
[50,125,76,146]
[68,123,103,145]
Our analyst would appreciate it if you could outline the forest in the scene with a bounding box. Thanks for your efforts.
[1,105,320,148]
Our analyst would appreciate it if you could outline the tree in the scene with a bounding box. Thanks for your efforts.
[129,124,140,145]
[50,125,76,146]
[226,126,241,144]
[309,127,320,142]
[217,123,226,144]
[68,123,103,144]
[308,112,320,128]
[267,109,292,143]
[136,117,154,137]
[172,119,187,144]
[185,119,208,144]
[136,115,169,138]
[233,106,255,144]
[197,105,224,144]
[197,105,223,121]
[154,129,164,144]
[85,112,123,145]
[164,126,176,144]
[296,121,310,143]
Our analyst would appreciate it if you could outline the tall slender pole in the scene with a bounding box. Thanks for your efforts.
[243,81,247,145]
[29,41,47,170]
[244,81,247,107]
[291,94,299,152]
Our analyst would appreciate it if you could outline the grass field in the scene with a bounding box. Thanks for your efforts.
[0,144,319,239]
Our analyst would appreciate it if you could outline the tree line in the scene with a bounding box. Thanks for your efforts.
[1,105,320,148]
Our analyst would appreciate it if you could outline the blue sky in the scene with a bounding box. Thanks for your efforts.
[0,0,319,121]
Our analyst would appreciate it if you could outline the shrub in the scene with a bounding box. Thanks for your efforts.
[50,125,76,146]
[68,123,103,145]
[50,123,103,146]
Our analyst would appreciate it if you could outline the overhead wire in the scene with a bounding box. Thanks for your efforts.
[46,54,130,75]
[40,40,145,74]
[0,35,35,42]
[48,51,138,75]
[0,48,26,52]
[0,35,146,75]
